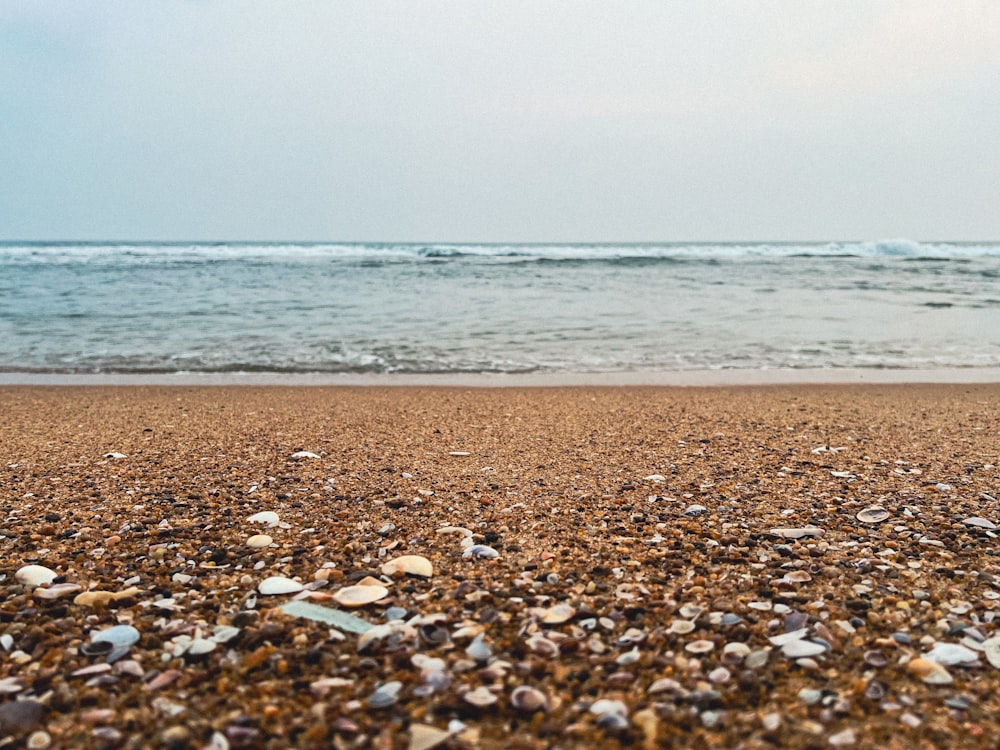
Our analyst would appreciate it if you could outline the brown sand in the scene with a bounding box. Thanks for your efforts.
[1,384,999,749]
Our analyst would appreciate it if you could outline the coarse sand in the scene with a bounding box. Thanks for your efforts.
[1,384,999,749]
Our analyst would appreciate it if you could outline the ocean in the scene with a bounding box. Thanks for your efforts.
[1,240,998,377]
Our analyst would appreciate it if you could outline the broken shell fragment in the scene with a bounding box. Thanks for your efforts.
[462,545,500,559]
[769,527,823,540]
[463,686,498,707]
[907,657,954,685]
[332,584,389,608]
[856,507,890,523]
[408,724,452,750]
[247,511,279,526]
[540,603,576,625]
[289,451,320,459]
[380,555,434,578]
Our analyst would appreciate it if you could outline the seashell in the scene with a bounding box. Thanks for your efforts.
[683,504,707,516]
[15,565,58,588]
[907,657,953,684]
[643,474,666,483]
[982,636,1000,669]
[510,685,549,713]
[26,730,51,749]
[962,516,997,529]
[781,639,827,658]
[408,723,452,750]
[74,591,114,608]
[381,555,434,578]
[525,633,559,657]
[33,582,81,600]
[437,525,474,537]
[462,686,498,707]
[448,451,471,456]
[924,642,979,667]
[246,534,273,549]
[369,680,403,708]
[465,633,493,662]
[669,620,696,635]
[332,584,389,608]
[104,452,126,459]
[257,576,304,595]
[856,506,890,523]
[590,698,628,718]
[247,511,279,526]
[864,650,888,667]
[779,570,813,584]
[685,639,715,654]
[678,604,704,619]
[289,451,320,459]
[540,603,576,625]
[462,544,499,559]
[770,527,823,539]
[211,626,242,644]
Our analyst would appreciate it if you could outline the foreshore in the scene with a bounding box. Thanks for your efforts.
[2,383,999,748]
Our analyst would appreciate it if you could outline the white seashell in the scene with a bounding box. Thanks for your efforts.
[257,576,304,595]
[924,642,979,666]
[369,680,403,708]
[104,452,126,459]
[289,451,320,459]
[381,555,434,578]
[15,565,58,588]
[246,534,273,549]
[781,639,827,658]
[448,451,471,456]
[962,516,997,529]
[210,626,242,644]
[769,527,823,539]
[408,723,452,750]
[437,525,473,537]
[768,629,810,647]
[463,686,498,707]
[856,507,890,523]
[685,639,715,654]
[462,545,499,559]
[669,620,696,634]
[982,636,1000,669]
[466,633,492,662]
[590,698,628,718]
[247,511,280,526]
[540,603,576,625]
[332,584,389,608]
[643,474,666,483]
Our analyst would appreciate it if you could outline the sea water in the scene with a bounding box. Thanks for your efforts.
[1,240,998,375]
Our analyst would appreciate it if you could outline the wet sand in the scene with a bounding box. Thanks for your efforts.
[1,384,999,748]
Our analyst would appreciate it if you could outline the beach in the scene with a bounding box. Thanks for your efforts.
[1,383,999,748]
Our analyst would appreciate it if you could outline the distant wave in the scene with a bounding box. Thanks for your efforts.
[2,239,999,265]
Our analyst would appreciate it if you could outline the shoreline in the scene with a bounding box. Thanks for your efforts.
[2,365,1000,387]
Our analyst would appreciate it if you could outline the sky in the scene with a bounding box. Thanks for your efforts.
[1,1,999,242]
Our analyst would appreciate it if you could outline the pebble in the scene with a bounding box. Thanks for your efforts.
[0,699,43,733]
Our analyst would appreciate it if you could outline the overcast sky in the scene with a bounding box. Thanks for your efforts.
[1,1,998,242]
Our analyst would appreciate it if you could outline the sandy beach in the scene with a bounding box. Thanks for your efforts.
[2,383,999,749]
